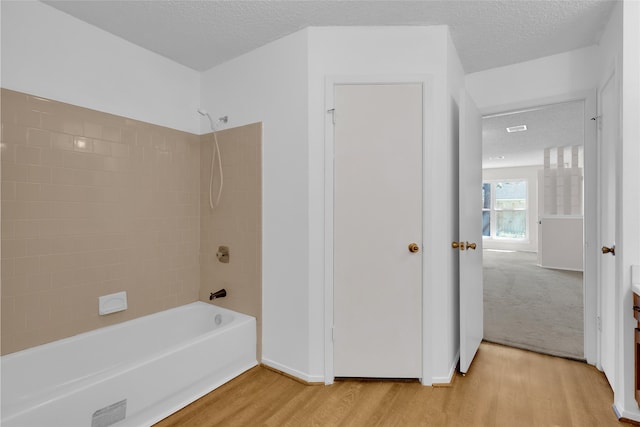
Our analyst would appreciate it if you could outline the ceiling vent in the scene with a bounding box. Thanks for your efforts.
[506,124,527,133]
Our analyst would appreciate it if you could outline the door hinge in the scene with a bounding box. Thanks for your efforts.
[331,326,335,342]
[328,108,335,125]
[597,316,602,332]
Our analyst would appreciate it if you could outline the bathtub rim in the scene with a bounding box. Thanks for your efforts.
[1,301,250,362]
[1,301,257,424]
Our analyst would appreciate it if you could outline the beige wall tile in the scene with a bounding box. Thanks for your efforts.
[1,89,202,355]
[16,111,41,129]
[15,182,40,201]
[83,121,103,139]
[50,132,74,152]
[13,220,38,239]
[110,142,129,158]
[2,89,260,358]
[15,145,41,165]
[121,128,136,145]
[73,137,92,153]
[2,124,27,146]
[101,125,122,143]
[27,165,51,183]
[2,163,29,182]
[92,139,111,156]
[2,181,16,200]
[1,238,27,258]
[199,122,262,360]
[40,148,65,168]
[27,128,50,148]
[40,113,65,134]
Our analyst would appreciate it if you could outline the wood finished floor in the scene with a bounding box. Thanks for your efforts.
[155,342,628,427]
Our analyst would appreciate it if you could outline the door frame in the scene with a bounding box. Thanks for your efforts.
[596,59,619,380]
[478,89,598,365]
[323,75,435,384]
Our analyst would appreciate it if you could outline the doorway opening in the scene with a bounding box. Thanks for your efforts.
[481,99,590,360]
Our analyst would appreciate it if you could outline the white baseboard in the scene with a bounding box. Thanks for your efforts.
[431,350,460,384]
[613,402,640,423]
[263,354,461,386]
[261,358,324,384]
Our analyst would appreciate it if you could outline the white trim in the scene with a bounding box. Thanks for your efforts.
[432,350,460,384]
[583,90,598,367]
[479,92,594,119]
[616,2,640,419]
[478,89,598,366]
[323,77,335,385]
[420,77,436,385]
[612,403,640,424]
[261,358,325,384]
[324,75,435,385]
[596,60,618,376]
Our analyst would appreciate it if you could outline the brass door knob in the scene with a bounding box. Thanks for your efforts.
[602,245,615,256]
[452,241,464,251]
[408,243,420,253]
[465,242,477,250]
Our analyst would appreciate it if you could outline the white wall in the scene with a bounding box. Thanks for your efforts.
[200,30,311,379]
[597,0,622,86]
[482,166,541,252]
[466,45,600,113]
[200,25,463,383]
[1,1,200,134]
[307,26,463,383]
[539,217,584,271]
[616,0,640,421]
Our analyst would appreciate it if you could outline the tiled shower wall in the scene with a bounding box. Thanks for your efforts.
[199,123,262,359]
[1,89,201,354]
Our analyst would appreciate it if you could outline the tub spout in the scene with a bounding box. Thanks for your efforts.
[209,289,227,300]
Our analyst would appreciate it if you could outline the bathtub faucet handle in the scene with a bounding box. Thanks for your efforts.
[210,289,227,300]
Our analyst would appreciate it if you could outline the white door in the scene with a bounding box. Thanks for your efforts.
[458,89,484,374]
[333,83,423,378]
[598,71,618,388]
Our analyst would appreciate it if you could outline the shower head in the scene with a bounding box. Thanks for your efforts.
[198,109,228,131]
[198,108,215,131]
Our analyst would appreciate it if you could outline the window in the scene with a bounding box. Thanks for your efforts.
[482,180,527,240]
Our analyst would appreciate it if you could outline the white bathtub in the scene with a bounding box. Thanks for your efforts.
[1,302,257,427]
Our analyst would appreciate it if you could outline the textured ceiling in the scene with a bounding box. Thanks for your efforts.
[42,0,616,73]
[482,100,585,169]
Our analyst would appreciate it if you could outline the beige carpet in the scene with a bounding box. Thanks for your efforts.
[483,250,584,360]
